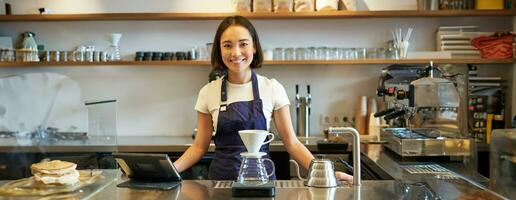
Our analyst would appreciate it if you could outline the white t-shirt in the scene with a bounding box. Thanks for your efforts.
[195,74,290,133]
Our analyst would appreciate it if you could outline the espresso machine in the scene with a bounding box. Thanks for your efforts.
[375,64,471,157]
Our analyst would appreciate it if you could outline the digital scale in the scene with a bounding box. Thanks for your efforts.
[231,181,275,197]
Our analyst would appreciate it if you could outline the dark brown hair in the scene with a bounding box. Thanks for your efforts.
[211,15,263,70]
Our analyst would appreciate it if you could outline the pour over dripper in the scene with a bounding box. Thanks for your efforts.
[107,33,122,46]
[238,130,274,154]
[105,33,122,61]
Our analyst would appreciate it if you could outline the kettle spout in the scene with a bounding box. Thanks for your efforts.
[289,159,306,181]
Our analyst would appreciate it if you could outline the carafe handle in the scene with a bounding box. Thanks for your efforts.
[289,159,305,181]
[264,158,275,178]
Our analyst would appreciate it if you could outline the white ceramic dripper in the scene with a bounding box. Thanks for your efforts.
[106,33,122,46]
[238,130,274,154]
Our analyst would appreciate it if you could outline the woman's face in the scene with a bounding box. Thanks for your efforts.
[219,25,256,73]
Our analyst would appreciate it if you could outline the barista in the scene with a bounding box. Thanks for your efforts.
[173,16,352,182]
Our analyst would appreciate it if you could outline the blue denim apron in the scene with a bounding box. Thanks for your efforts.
[208,72,275,180]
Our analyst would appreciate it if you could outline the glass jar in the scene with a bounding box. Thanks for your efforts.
[284,48,295,60]
[295,48,305,60]
[316,46,328,60]
[273,48,284,60]
[0,49,14,62]
[356,48,366,59]
[306,47,316,60]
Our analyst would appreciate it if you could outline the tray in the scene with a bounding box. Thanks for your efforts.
[0,170,103,197]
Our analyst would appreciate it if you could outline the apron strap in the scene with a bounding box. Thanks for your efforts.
[251,72,260,100]
[220,71,260,112]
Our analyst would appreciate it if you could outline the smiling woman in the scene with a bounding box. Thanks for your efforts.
[172,15,353,183]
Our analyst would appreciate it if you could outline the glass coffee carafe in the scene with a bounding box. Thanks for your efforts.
[237,152,275,186]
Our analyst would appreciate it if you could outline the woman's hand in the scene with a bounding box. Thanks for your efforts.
[335,171,353,183]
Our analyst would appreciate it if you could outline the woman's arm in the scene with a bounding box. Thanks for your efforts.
[273,106,313,170]
[173,111,213,172]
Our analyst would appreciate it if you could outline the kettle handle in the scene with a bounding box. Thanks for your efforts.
[289,159,305,181]
[264,158,275,178]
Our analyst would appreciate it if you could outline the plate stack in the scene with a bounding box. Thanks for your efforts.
[436,26,492,58]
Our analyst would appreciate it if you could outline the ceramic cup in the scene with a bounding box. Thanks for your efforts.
[238,130,274,153]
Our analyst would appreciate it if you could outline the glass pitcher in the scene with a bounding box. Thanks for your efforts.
[237,155,275,186]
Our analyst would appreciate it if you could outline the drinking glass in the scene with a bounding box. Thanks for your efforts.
[295,48,305,60]
[316,47,327,60]
[332,48,342,60]
[376,48,386,59]
[0,49,14,62]
[284,48,295,60]
[326,47,339,60]
[60,51,68,62]
[306,47,316,60]
[366,48,378,59]
[356,48,366,59]
[273,48,284,60]
[345,48,356,60]
[85,45,95,62]
[50,51,60,62]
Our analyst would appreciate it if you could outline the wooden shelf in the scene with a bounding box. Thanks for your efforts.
[1,10,515,21]
[0,61,210,67]
[0,59,512,67]
[265,59,515,65]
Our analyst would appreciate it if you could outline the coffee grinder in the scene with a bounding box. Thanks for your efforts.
[232,130,276,197]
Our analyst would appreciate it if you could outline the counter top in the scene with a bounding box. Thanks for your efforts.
[359,143,506,199]
[0,169,505,200]
[0,136,324,153]
[87,170,503,200]
[0,138,509,199]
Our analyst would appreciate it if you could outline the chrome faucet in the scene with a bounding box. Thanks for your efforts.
[329,127,361,186]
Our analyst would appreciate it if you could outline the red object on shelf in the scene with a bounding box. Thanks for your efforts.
[471,33,514,59]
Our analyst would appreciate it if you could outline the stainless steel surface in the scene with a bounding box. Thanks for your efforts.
[381,128,471,157]
[214,180,306,188]
[375,65,468,137]
[0,144,508,199]
[328,127,361,186]
[88,176,506,200]
[401,164,453,175]
[298,98,310,138]
[296,84,311,138]
[361,143,508,199]
[291,154,351,181]
[0,136,323,153]
[411,76,460,108]
[490,129,516,199]
[305,159,339,187]
[290,158,339,187]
